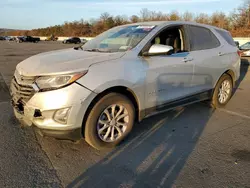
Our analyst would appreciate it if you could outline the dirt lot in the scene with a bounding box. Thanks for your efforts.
[0,41,250,188]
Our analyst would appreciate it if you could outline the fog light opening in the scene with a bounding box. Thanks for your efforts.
[53,107,71,124]
[34,109,42,117]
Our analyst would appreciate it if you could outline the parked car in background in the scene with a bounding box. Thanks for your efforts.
[63,37,81,44]
[16,36,40,43]
[10,21,240,150]
[0,36,5,40]
[239,42,250,56]
[4,36,9,40]
[16,36,25,43]
[5,36,15,41]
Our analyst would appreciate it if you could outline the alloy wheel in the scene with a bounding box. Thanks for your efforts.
[97,104,129,143]
[218,80,231,104]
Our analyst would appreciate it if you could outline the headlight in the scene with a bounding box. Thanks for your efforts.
[35,71,87,91]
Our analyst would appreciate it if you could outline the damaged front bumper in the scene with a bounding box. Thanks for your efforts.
[10,77,97,141]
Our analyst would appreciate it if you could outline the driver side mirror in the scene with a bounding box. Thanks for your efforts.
[143,44,174,56]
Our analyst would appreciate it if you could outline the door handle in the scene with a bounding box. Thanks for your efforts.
[183,57,193,63]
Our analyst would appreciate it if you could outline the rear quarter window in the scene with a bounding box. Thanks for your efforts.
[215,29,236,46]
[188,25,220,51]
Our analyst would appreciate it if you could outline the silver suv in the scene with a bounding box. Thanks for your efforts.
[10,21,241,149]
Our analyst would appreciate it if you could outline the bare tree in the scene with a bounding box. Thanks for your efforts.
[100,12,110,22]
[210,12,230,29]
[169,11,180,21]
[7,0,250,38]
[130,15,140,23]
[195,13,210,24]
[182,11,194,21]
[140,8,151,21]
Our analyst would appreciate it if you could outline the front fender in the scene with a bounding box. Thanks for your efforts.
[77,58,146,112]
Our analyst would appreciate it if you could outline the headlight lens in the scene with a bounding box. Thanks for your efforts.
[35,71,87,91]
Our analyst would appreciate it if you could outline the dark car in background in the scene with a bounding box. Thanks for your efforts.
[0,36,15,41]
[63,37,81,44]
[16,36,25,43]
[17,36,40,43]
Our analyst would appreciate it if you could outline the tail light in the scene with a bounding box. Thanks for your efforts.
[237,50,242,57]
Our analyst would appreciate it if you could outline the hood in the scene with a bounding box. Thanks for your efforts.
[17,48,125,76]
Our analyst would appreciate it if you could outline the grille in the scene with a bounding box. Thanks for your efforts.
[10,70,35,103]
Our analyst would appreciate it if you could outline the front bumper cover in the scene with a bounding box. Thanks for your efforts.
[34,127,82,141]
[13,107,82,141]
[10,82,97,141]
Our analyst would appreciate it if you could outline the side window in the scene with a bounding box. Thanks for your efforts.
[215,29,236,46]
[143,26,186,54]
[188,26,220,51]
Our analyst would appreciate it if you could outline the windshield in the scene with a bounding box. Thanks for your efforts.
[240,42,250,50]
[82,25,156,52]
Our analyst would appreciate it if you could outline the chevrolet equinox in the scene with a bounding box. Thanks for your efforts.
[10,21,241,149]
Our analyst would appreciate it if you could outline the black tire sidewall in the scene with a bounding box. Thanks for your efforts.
[212,74,233,108]
[84,93,135,150]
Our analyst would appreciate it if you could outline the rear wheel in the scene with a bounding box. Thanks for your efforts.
[84,93,135,150]
[210,74,233,108]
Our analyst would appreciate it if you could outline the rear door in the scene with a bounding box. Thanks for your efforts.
[186,25,226,94]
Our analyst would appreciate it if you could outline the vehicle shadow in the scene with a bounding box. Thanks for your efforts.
[67,104,214,188]
[67,59,248,188]
[234,58,249,92]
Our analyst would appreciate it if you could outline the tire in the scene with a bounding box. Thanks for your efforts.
[84,93,135,150]
[210,74,233,108]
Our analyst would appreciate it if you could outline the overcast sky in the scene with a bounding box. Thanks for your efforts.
[0,0,243,29]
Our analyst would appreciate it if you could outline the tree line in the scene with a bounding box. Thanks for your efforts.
[3,1,250,37]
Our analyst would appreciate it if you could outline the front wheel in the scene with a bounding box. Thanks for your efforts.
[210,74,233,108]
[84,93,135,150]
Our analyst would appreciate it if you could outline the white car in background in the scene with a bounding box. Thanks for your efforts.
[5,36,15,41]
[240,42,250,56]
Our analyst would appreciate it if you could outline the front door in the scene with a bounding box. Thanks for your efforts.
[144,52,194,111]
[142,25,194,112]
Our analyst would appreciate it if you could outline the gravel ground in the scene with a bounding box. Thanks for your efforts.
[0,41,249,188]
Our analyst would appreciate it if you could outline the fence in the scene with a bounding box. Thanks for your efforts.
[11,36,250,45]
[34,36,94,41]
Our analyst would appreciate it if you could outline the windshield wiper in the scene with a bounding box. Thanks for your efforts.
[84,48,112,53]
